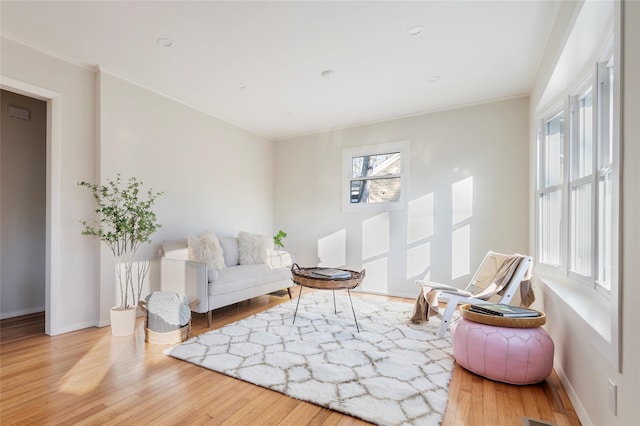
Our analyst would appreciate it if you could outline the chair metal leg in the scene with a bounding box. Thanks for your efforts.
[438,301,458,337]
[287,287,293,299]
[333,290,337,314]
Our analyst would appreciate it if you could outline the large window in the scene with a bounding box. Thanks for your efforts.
[536,54,617,294]
[342,141,410,211]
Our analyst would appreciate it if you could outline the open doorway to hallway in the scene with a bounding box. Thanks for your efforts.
[0,89,46,337]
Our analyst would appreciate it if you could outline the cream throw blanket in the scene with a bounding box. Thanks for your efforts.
[410,254,534,323]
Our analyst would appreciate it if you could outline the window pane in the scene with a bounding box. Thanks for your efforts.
[539,190,562,266]
[352,152,401,178]
[570,183,592,276]
[607,61,614,164]
[598,171,612,290]
[597,59,614,169]
[595,57,613,290]
[573,91,593,179]
[350,178,401,204]
[544,114,564,186]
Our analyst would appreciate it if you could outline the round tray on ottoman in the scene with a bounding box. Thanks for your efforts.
[451,316,554,385]
[459,304,546,328]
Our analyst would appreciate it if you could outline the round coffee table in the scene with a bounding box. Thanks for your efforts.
[290,264,366,332]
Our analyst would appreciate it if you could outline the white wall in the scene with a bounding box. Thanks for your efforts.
[619,4,640,423]
[1,37,98,334]
[0,38,276,333]
[274,97,530,298]
[97,71,275,324]
[528,2,640,425]
[0,90,46,319]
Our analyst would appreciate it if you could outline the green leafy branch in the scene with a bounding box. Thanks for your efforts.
[273,230,287,249]
[79,174,163,308]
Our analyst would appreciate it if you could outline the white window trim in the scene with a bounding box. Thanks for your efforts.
[567,83,596,283]
[534,23,620,371]
[342,140,410,212]
[536,108,567,272]
[537,52,617,293]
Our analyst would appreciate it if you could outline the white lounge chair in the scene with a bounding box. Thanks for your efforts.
[416,251,533,337]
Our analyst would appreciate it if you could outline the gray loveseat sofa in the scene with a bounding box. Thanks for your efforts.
[159,233,294,326]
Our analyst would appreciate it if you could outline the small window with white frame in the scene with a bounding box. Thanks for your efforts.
[342,140,410,211]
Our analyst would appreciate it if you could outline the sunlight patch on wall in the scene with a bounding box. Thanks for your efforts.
[451,224,471,279]
[452,176,473,225]
[451,176,473,279]
[407,193,434,244]
[362,213,389,260]
[360,257,388,293]
[318,229,347,267]
[407,242,431,279]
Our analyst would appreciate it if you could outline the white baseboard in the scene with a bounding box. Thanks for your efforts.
[352,289,418,299]
[0,306,45,320]
[554,361,593,426]
[55,320,100,335]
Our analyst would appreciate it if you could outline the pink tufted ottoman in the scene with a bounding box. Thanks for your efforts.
[451,318,554,385]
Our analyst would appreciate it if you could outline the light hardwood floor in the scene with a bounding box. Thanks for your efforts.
[0,290,580,425]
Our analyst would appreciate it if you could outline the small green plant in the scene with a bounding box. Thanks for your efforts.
[79,174,163,309]
[273,230,287,249]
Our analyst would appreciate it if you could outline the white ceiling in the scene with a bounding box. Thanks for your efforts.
[1,1,559,140]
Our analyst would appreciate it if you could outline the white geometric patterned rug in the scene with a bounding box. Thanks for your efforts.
[165,292,454,425]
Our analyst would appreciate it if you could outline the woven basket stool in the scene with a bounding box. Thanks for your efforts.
[451,318,554,385]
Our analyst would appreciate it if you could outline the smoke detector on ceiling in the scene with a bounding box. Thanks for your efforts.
[157,37,173,47]
[321,69,336,79]
[407,26,424,36]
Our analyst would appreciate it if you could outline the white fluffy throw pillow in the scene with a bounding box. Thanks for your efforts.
[238,231,272,265]
[189,231,226,270]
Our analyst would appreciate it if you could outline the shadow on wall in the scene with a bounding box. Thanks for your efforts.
[315,175,475,294]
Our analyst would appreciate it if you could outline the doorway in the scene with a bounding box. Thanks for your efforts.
[0,90,47,335]
[1,76,62,336]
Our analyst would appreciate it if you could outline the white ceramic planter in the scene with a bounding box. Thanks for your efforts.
[110,306,136,336]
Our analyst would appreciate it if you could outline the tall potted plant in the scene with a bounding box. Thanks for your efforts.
[79,174,163,336]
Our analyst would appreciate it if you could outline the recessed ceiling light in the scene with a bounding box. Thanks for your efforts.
[407,26,424,36]
[236,83,247,90]
[321,69,336,79]
[157,37,173,47]
[426,75,440,83]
